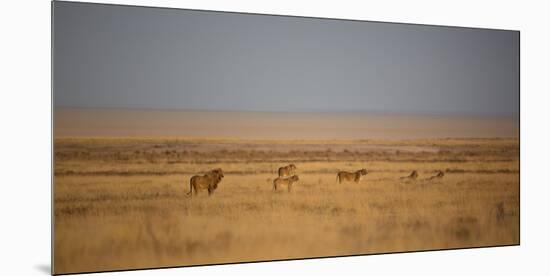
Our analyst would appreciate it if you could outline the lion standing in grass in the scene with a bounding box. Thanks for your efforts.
[273,175,300,192]
[336,169,368,184]
[187,168,224,197]
[278,164,297,177]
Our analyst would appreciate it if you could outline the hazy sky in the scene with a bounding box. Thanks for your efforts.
[53,1,519,115]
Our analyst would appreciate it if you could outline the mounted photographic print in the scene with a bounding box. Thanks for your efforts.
[52,1,520,275]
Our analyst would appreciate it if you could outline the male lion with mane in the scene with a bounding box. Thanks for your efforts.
[336,169,368,184]
[186,168,224,197]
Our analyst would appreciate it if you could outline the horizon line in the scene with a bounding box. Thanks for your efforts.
[55,105,519,117]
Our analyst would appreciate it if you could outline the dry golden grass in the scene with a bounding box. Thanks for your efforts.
[54,137,519,274]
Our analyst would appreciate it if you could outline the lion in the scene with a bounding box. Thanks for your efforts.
[336,169,368,184]
[273,175,300,192]
[278,164,297,177]
[427,170,444,180]
[400,170,418,180]
[186,168,224,197]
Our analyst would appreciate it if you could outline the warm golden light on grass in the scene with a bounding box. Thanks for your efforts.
[54,137,519,274]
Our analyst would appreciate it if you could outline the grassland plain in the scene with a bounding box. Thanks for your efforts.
[54,137,519,274]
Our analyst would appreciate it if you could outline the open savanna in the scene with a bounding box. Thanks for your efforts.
[54,137,519,274]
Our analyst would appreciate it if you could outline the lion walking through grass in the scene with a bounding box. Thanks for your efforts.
[336,169,368,184]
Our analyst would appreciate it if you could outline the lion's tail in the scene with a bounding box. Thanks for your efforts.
[336,173,340,184]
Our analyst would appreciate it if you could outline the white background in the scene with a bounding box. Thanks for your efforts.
[1,0,548,275]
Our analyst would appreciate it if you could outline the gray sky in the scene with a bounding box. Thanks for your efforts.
[53,1,519,115]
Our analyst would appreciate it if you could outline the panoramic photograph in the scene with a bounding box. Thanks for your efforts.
[53,2,519,274]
